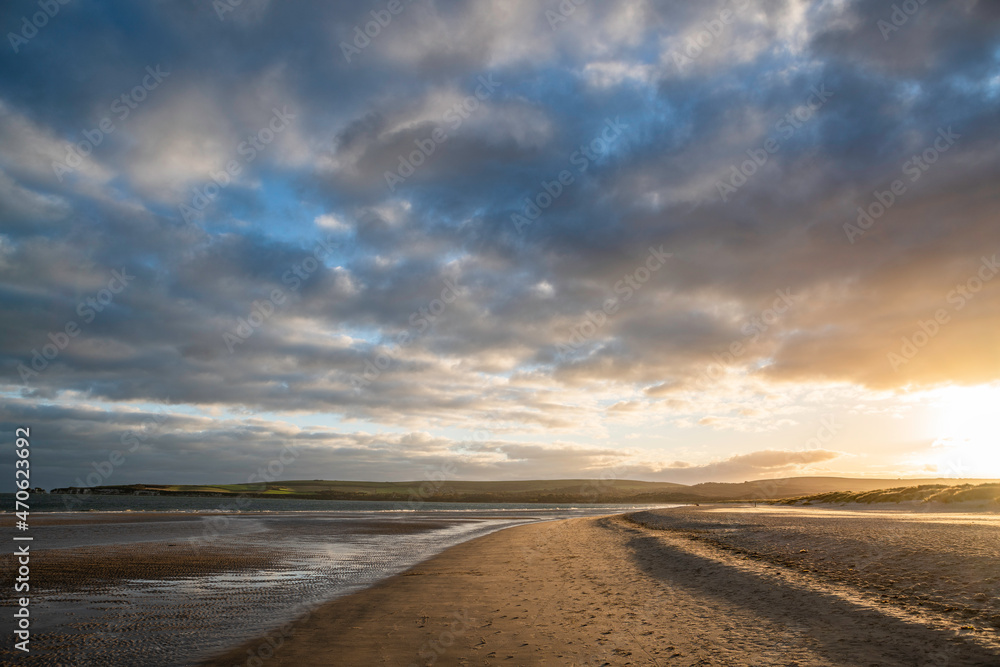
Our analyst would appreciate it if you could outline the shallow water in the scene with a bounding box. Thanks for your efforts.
[5,492,667,514]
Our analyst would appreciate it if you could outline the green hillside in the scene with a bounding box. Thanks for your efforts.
[49,477,1000,504]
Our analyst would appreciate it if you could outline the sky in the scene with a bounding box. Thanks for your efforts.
[1,0,999,491]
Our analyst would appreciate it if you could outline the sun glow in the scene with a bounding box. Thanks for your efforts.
[927,384,1000,477]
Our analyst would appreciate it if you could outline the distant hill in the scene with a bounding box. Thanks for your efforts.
[774,482,1000,507]
[682,476,1000,500]
[48,477,1000,504]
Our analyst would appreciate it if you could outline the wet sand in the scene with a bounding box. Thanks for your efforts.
[203,506,1000,666]
[0,541,284,592]
[0,512,544,665]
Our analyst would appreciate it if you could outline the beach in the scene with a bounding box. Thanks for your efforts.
[203,506,1000,666]
[0,502,658,665]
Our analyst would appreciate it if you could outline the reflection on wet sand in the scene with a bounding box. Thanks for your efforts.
[0,509,632,665]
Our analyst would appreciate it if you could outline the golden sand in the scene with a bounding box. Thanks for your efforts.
[202,508,1000,666]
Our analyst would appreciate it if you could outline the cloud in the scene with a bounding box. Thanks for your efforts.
[0,398,638,486]
[659,448,843,482]
[0,396,846,487]
[0,0,998,487]
[314,213,351,232]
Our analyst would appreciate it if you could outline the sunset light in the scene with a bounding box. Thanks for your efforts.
[3,0,1000,663]
[927,384,1000,477]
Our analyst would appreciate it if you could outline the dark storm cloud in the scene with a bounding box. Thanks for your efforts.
[0,0,998,485]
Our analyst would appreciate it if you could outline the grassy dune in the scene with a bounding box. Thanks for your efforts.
[775,482,1000,507]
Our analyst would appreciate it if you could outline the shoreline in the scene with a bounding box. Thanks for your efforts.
[202,506,1000,666]
[3,508,638,665]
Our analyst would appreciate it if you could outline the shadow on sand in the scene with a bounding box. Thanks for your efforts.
[610,517,1000,666]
